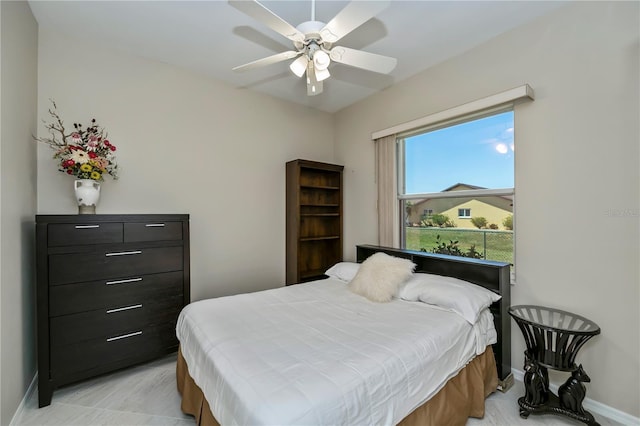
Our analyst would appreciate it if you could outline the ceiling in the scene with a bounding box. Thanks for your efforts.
[28,1,566,113]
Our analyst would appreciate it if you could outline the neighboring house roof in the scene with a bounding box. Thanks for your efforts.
[441,183,486,192]
[440,182,513,203]
[406,183,512,205]
[407,182,513,214]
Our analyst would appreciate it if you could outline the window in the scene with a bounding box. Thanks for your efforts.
[398,109,514,269]
[458,208,471,218]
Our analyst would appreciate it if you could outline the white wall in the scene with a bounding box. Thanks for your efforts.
[36,30,335,302]
[335,1,639,418]
[0,1,38,424]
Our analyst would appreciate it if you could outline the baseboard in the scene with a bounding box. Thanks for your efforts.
[9,372,37,426]
[512,368,640,426]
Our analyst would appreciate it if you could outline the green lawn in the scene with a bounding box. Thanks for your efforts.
[405,227,513,265]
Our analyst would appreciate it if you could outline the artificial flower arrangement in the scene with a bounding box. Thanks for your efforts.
[34,100,118,182]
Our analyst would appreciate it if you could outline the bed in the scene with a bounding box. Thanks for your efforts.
[175,245,512,425]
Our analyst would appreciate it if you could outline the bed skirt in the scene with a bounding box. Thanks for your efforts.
[176,346,498,426]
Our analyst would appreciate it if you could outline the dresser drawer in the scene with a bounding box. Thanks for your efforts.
[50,295,183,346]
[48,222,123,247]
[50,322,177,378]
[49,271,183,317]
[124,221,183,242]
[49,246,183,285]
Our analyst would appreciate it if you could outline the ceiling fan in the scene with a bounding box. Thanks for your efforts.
[229,0,397,96]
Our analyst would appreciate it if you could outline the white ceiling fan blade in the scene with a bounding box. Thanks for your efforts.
[330,46,397,74]
[320,0,390,43]
[233,50,301,72]
[229,0,305,44]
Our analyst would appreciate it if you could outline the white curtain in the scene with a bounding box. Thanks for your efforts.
[374,134,399,247]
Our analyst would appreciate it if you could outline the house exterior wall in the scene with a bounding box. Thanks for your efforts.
[408,196,512,229]
[441,198,511,229]
[335,1,639,417]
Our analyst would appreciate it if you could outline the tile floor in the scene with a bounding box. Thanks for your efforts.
[13,353,623,426]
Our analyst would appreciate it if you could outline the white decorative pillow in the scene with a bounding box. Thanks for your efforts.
[324,262,360,283]
[348,252,415,302]
[398,273,501,324]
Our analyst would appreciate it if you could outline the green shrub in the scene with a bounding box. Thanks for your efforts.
[470,217,488,229]
[426,235,484,259]
[503,215,513,230]
[427,213,455,228]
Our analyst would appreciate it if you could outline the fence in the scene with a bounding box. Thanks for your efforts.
[404,227,513,265]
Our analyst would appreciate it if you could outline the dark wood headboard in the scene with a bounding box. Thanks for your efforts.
[356,245,512,389]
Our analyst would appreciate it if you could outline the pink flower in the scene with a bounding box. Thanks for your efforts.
[86,139,99,151]
[70,133,82,143]
[109,145,116,151]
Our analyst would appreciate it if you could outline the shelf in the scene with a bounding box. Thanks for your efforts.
[300,185,340,190]
[300,204,339,207]
[301,213,340,217]
[299,236,340,241]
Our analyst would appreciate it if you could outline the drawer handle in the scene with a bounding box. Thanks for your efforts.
[107,304,142,314]
[107,331,142,342]
[105,250,142,257]
[75,225,100,229]
[105,277,143,285]
[145,223,165,227]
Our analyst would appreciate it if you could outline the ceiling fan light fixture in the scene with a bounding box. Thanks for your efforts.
[229,0,395,97]
[289,55,309,78]
[315,67,330,82]
[313,50,330,71]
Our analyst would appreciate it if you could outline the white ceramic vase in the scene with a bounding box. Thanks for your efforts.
[74,179,101,214]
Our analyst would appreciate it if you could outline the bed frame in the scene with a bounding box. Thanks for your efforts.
[356,244,513,391]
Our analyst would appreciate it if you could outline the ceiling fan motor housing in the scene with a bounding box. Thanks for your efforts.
[296,20,325,40]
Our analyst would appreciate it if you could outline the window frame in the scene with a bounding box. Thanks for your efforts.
[371,85,533,284]
[458,208,471,218]
[396,106,516,281]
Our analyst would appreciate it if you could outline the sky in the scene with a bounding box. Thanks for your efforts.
[403,111,514,194]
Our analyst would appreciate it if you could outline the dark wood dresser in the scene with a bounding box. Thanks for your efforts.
[36,214,190,407]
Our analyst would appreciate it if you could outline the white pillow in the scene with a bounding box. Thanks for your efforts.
[398,273,501,323]
[348,252,415,303]
[324,262,360,282]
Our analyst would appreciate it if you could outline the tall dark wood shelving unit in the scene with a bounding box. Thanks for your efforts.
[286,159,344,285]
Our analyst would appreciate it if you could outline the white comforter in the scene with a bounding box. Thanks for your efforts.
[176,278,497,426]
